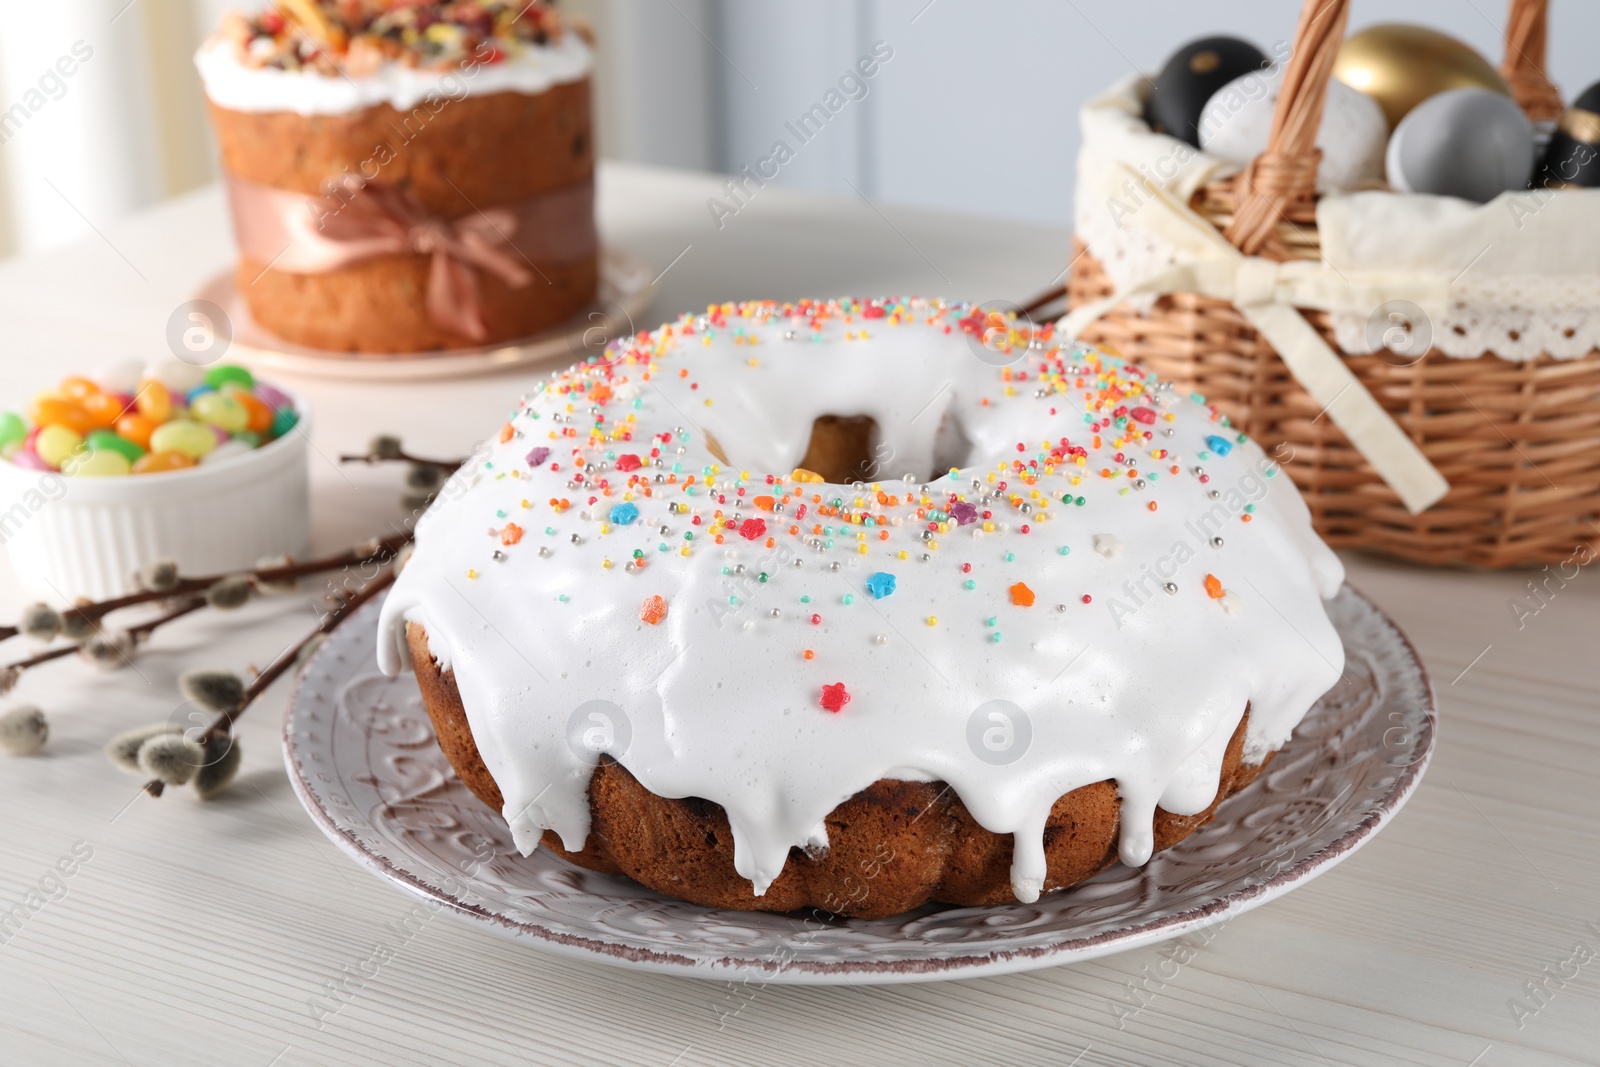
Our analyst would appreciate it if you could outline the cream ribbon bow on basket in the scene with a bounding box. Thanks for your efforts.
[1061,163,1451,514]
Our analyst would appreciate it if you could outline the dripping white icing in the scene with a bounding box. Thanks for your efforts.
[376,298,1345,903]
[194,32,592,115]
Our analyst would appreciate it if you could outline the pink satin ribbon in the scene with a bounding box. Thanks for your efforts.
[224,174,596,341]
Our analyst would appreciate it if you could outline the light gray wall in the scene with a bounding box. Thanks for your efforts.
[688,0,1600,224]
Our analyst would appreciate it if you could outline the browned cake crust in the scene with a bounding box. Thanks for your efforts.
[209,78,597,353]
[405,622,1274,918]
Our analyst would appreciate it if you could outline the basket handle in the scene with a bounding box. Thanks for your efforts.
[1501,0,1563,122]
[1222,0,1351,259]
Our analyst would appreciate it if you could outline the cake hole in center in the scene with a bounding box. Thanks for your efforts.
[798,415,881,484]
[795,411,976,485]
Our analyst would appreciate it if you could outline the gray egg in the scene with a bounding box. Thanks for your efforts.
[1386,87,1533,203]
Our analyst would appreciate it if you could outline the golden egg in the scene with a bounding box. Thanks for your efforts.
[1334,23,1508,130]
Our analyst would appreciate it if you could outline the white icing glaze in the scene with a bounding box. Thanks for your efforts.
[194,32,592,115]
[376,298,1345,904]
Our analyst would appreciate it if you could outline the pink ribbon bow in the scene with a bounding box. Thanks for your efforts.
[225,175,594,343]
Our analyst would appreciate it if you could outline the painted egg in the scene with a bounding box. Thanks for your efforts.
[1200,65,1388,191]
[1335,23,1508,130]
[1386,88,1533,202]
[1146,36,1268,147]
[1539,80,1600,189]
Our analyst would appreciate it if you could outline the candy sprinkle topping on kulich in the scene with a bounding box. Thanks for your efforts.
[397,297,1301,653]
[217,1,573,75]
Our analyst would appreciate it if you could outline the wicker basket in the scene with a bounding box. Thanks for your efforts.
[1065,0,1600,568]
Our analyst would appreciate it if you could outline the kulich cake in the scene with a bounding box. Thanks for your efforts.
[197,1,597,353]
[377,299,1347,918]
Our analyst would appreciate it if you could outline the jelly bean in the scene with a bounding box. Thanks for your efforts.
[143,359,204,394]
[232,431,263,448]
[222,386,275,433]
[0,412,24,449]
[59,376,100,402]
[93,358,144,396]
[205,364,254,391]
[149,419,216,459]
[201,440,255,466]
[131,450,196,474]
[9,448,51,471]
[134,381,173,423]
[253,383,293,411]
[35,424,84,469]
[81,391,128,429]
[86,429,145,463]
[191,392,249,434]
[186,385,215,406]
[72,448,133,478]
[29,397,96,436]
[114,413,159,450]
[270,407,300,437]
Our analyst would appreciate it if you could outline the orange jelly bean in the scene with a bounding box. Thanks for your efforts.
[131,450,195,474]
[114,413,159,449]
[227,389,274,433]
[59,376,100,401]
[81,391,128,429]
[134,380,172,423]
[29,397,96,436]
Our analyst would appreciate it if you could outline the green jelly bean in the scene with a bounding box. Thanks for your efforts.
[86,429,145,463]
[204,364,254,391]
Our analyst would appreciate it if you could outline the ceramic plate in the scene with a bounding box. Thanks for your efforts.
[196,245,654,382]
[283,584,1434,985]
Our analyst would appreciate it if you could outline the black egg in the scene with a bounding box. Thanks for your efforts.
[1539,79,1600,188]
[1146,36,1269,147]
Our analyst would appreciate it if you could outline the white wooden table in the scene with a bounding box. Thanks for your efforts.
[1,163,1595,1067]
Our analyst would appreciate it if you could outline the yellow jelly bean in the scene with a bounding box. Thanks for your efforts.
[149,419,216,459]
[34,424,84,469]
[131,450,196,474]
[134,380,173,423]
[71,448,133,477]
[191,392,249,434]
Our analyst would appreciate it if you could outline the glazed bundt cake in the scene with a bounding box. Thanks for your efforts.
[377,298,1346,918]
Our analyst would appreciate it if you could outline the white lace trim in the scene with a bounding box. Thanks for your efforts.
[1075,196,1600,362]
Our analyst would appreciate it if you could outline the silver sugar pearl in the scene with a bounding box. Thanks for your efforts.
[769,609,781,618]
[829,561,841,572]
[792,558,804,568]
[874,634,888,645]
[734,564,746,576]
[1020,503,1032,515]
[538,546,551,557]
[1163,582,1178,595]
[1133,479,1146,490]
[659,525,671,536]
[921,553,932,561]
[1208,490,1220,500]
[1056,603,1067,612]
[784,329,798,341]
[1211,536,1224,548]
[570,534,582,545]
[492,550,505,561]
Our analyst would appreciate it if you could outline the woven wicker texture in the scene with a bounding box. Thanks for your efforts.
[1067,0,1600,568]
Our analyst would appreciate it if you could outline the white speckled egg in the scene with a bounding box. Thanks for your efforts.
[1199,65,1388,192]
[1386,87,1534,202]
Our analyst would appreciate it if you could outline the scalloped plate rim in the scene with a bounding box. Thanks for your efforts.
[282,583,1435,984]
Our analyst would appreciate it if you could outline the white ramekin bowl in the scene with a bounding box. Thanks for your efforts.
[0,395,311,601]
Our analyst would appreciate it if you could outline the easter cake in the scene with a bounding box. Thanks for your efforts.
[376,299,1347,918]
[197,1,596,354]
